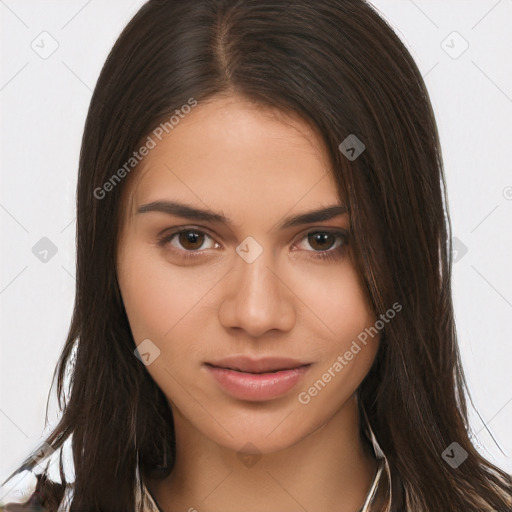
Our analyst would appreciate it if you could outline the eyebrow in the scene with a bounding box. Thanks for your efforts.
[137,200,347,230]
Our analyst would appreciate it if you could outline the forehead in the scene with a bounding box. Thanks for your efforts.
[121,95,341,224]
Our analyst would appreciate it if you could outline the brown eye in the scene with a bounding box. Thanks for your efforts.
[157,228,218,259]
[294,230,349,262]
[178,230,206,250]
[307,232,337,251]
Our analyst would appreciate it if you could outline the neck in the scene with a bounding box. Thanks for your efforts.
[147,394,380,512]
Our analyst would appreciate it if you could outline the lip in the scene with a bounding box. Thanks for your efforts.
[204,356,312,401]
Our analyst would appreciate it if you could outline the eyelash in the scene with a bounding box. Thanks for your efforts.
[157,227,349,263]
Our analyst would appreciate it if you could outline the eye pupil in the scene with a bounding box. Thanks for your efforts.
[309,232,335,250]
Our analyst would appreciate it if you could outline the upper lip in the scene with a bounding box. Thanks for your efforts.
[205,356,311,374]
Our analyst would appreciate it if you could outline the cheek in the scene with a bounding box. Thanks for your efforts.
[117,252,173,342]
[292,262,376,347]
[290,264,380,396]
[117,243,213,342]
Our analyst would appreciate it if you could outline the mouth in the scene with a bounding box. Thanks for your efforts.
[205,363,310,374]
[204,357,312,401]
[205,355,312,374]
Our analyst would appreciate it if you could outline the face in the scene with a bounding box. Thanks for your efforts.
[116,94,380,455]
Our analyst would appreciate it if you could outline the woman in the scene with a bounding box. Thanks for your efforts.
[1,0,511,511]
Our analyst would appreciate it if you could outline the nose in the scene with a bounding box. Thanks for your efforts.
[218,244,296,339]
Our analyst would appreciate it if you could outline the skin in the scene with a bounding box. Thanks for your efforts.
[116,95,383,512]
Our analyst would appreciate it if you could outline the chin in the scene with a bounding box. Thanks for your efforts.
[184,401,325,456]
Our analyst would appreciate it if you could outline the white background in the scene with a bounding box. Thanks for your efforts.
[1,0,511,498]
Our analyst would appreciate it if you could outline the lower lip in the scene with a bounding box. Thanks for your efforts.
[205,364,311,401]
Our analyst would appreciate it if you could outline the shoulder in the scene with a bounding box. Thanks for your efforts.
[1,471,158,511]
[139,480,161,512]
[0,470,39,510]
[0,471,160,512]
[0,471,70,512]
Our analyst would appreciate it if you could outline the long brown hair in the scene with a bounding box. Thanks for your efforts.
[3,0,511,510]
